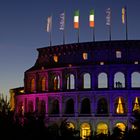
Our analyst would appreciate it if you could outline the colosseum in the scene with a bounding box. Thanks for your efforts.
[11,40,140,138]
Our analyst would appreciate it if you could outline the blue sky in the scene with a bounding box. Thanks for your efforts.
[0,0,140,99]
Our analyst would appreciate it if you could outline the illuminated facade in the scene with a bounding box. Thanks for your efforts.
[13,40,140,139]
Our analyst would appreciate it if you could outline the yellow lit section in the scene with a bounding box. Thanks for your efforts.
[31,78,35,92]
[54,76,60,90]
[116,97,124,114]
[83,53,88,60]
[80,123,91,139]
[41,77,46,91]
[116,123,126,131]
[67,122,75,129]
[133,97,140,111]
[53,55,58,62]
[10,90,15,111]
[20,90,24,93]
[97,123,108,134]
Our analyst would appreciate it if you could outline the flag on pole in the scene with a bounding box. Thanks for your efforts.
[89,9,95,28]
[74,10,79,29]
[122,7,126,24]
[106,8,111,26]
[47,16,52,32]
[60,12,65,30]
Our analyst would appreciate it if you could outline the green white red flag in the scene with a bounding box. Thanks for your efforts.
[74,10,79,29]
[89,9,95,27]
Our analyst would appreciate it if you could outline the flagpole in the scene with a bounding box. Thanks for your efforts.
[63,11,65,44]
[109,23,112,41]
[78,28,79,43]
[93,28,95,41]
[50,30,52,46]
[125,6,128,40]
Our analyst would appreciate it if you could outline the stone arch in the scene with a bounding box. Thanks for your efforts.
[40,77,46,91]
[115,122,126,131]
[132,97,140,112]
[97,98,108,114]
[53,74,60,91]
[80,98,91,114]
[30,78,35,92]
[51,99,59,114]
[80,122,91,139]
[96,122,108,134]
[131,72,140,88]
[98,72,108,88]
[114,72,125,88]
[114,97,126,114]
[65,98,74,114]
[66,73,75,90]
[83,73,91,89]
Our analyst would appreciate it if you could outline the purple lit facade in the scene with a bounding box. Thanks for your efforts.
[14,40,140,136]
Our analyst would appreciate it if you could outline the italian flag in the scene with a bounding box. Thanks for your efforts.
[74,10,79,29]
[89,9,94,27]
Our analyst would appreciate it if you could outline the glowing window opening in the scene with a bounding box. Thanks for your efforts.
[54,75,60,90]
[134,61,139,64]
[53,55,58,62]
[83,73,91,89]
[67,122,75,129]
[116,123,126,131]
[31,78,35,92]
[41,77,46,91]
[67,74,75,90]
[116,51,122,58]
[97,123,108,134]
[83,52,88,60]
[131,72,140,88]
[114,72,125,88]
[80,123,91,139]
[98,73,108,88]
[116,97,124,114]
[100,62,104,65]
[133,97,140,111]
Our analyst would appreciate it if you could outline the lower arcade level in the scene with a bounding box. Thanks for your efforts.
[14,90,140,138]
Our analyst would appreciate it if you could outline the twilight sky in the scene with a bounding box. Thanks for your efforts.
[0,0,140,99]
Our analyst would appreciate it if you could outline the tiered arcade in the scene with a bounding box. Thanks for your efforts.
[14,40,140,138]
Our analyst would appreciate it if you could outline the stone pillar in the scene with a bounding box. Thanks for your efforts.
[75,95,79,117]
[59,96,62,117]
[45,96,48,117]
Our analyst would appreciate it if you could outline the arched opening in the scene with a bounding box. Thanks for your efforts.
[97,98,108,114]
[80,98,91,114]
[30,78,35,92]
[114,72,125,88]
[17,101,24,116]
[115,97,126,114]
[39,100,46,115]
[67,74,75,90]
[80,123,91,139]
[98,73,108,88]
[83,73,91,89]
[28,100,33,113]
[53,75,60,91]
[97,122,108,134]
[67,122,75,129]
[131,72,140,88]
[133,97,140,112]
[65,98,74,114]
[115,123,126,131]
[41,77,46,91]
[51,99,59,114]
[35,97,39,113]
